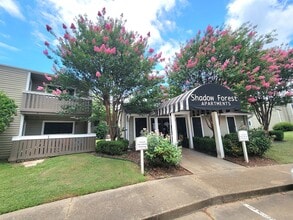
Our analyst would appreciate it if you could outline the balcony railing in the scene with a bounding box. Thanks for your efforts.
[20,91,91,115]
[9,134,96,162]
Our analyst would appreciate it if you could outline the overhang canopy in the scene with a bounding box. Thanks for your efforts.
[158,84,241,116]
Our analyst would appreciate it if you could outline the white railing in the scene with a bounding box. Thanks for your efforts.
[9,134,96,162]
[21,91,91,115]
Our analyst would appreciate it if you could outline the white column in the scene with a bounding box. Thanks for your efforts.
[126,115,129,140]
[154,117,159,135]
[170,113,178,146]
[211,111,225,158]
[18,114,25,136]
[186,115,194,149]
[87,121,92,133]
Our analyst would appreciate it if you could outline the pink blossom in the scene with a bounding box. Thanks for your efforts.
[252,66,260,73]
[43,49,48,56]
[258,75,265,80]
[247,97,257,103]
[94,45,101,52]
[44,41,49,46]
[269,65,278,71]
[245,85,252,91]
[148,48,154,53]
[102,7,106,15]
[37,86,44,91]
[261,81,270,88]
[206,25,213,34]
[210,56,217,62]
[52,89,62,96]
[64,33,70,40]
[105,23,112,31]
[248,31,255,38]
[285,91,293,96]
[96,71,101,78]
[221,59,229,71]
[103,36,109,42]
[45,74,52,81]
[62,24,67,29]
[46,24,52,32]
[98,11,102,16]
[70,23,76,29]
[186,58,198,68]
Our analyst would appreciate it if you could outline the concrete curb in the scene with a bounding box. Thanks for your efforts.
[144,184,293,220]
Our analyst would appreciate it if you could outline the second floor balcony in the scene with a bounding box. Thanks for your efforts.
[20,91,92,116]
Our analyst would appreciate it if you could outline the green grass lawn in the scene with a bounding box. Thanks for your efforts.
[265,131,293,164]
[0,153,146,214]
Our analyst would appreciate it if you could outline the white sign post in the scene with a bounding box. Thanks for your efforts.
[238,130,249,163]
[135,137,148,175]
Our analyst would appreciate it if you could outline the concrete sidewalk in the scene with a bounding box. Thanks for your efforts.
[1,157,293,220]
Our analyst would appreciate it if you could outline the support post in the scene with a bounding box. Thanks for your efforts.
[154,117,159,135]
[186,116,194,149]
[211,111,224,158]
[242,141,249,163]
[170,113,178,146]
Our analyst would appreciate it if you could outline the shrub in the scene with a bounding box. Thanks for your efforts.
[223,129,271,156]
[272,122,293,132]
[145,134,181,167]
[193,136,216,155]
[223,133,242,156]
[269,130,284,141]
[0,91,17,134]
[95,121,108,139]
[96,140,127,155]
[247,129,271,156]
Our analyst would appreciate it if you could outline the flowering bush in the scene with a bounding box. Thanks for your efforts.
[145,133,182,167]
[0,91,17,134]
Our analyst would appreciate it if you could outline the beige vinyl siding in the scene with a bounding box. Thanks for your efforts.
[0,65,28,159]
[75,121,87,134]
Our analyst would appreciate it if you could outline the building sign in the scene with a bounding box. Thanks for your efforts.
[188,84,241,111]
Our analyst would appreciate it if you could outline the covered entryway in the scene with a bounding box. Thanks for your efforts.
[157,84,242,159]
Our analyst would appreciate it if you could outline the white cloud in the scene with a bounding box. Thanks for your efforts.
[0,41,19,51]
[31,0,182,68]
[0,0,25,20]
[226,0,293,46]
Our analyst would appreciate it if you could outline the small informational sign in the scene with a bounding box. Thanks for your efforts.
[238,130,249,142]
[135,136,148,175]
[135,137,148,151]
[238,130,249,163]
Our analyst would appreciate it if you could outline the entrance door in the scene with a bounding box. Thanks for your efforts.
[135,118,147,137]
[192,117,203,137]
[227,117,236,133]
[176,117,188,148]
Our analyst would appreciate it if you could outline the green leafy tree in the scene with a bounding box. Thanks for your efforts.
[0,91,17,134]
[43,8,164,139]
[166,23,293,132]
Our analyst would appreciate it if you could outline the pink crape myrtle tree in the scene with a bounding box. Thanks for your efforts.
[42,8,164,139]
[166,23,293,132]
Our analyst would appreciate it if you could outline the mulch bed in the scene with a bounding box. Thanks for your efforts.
[95,151,192,180]
[95,150,279,180]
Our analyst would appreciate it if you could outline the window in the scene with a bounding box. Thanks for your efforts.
[227,117,236,133]
[192,117,203,137]
[43,122,74,134]
[135,118,147,137]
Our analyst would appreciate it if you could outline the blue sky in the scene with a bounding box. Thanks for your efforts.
[0,0,293,74]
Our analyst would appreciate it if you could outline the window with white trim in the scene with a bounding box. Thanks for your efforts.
[43,122,74,134]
